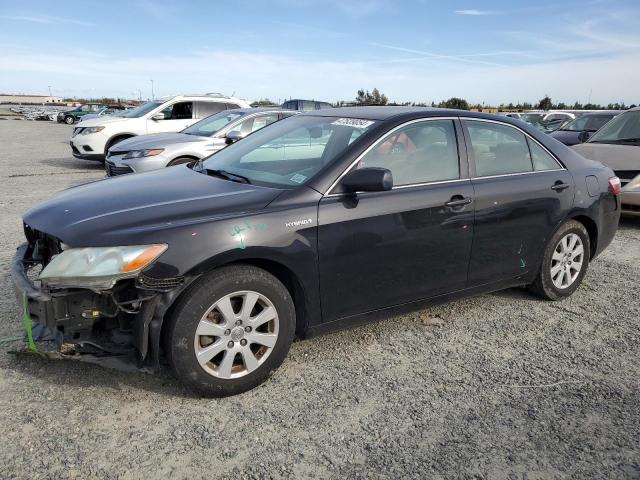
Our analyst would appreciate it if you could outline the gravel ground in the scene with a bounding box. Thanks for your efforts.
[0,119,639,479]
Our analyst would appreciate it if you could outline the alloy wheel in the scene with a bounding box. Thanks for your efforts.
[550,233,584,289]
[193,291,279,379]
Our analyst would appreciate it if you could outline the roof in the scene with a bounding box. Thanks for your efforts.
[232,107,292,113]
[578,110,623,117]
[303,106,441,120]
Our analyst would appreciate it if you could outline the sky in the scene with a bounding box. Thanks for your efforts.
[0,0,639,105]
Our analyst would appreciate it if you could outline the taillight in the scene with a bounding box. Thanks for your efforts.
[608,176,621,195]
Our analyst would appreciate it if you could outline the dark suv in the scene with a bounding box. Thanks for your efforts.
[57,103,108,124]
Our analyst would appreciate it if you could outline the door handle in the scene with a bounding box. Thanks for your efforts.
[551,182,571,192]
[444,196,473,208]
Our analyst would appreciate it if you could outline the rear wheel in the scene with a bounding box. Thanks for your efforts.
[529,220,590,300]
[165,265,296,396]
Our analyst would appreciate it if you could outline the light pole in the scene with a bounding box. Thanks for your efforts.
[48,85,52,96]
[150,79,154,99]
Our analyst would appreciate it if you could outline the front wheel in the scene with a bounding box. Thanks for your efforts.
[165,265,296,396]
[167,157,196,167]
[529,220,590,300]
[64,116,75,125]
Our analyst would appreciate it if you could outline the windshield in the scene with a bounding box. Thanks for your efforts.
[520,113,545,124]
[201,115,378,188]
[561,115,615,132]
[589,110,640,144]
[182,111,245,136]
[119,101,163,118]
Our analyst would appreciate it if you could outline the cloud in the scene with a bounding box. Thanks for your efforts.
[0,14,95,26]
[1,44,638,105]
[370,42,508,67]
[455,9,496,16]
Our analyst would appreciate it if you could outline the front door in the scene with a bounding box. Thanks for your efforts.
[462,119,575,285]
[318,119,475,322]
[147,101,195,133]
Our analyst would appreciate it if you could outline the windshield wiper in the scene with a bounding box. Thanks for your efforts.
[204,168,252,184]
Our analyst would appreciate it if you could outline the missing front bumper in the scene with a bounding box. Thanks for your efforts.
[10,243,185,371]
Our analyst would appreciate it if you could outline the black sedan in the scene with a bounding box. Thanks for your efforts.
[12,107,621,396]
[550,111,620,146]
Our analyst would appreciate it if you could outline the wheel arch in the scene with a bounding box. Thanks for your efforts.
[168,155,200,166]
[567,213,598,259]
[104,133,136,154]
[161,256,310,344]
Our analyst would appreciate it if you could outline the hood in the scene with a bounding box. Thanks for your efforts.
[23,166,282,247]
[111,133,209,152]
[549,130,580,146]
[77,116,128,127]
[572,142,640,171]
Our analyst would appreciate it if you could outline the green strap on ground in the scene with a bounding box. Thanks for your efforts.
[22,292,38,352]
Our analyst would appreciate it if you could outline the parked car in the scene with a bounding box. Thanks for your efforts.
[104,108,298,176]
[79,105,129,122]
[282,99,332,111]
[13,107,620,396]
[550,112,620,146]
[69,94,251,162]
[57,103,107,124]
[572,107,640,215]
[521,111,577,132]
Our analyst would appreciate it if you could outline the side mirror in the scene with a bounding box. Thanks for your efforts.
[578,130,591,143]
[341,167,393,193]
[151,113,165,121]
[225,130,244,145]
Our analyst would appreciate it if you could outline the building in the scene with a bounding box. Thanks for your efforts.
[0,94,63,104]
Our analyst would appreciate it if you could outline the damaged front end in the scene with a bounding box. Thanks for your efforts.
[11,225,187,371]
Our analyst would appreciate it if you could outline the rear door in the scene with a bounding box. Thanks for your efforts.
[195,101,226,120]
[462,119,574,286]
[317,118,475,322]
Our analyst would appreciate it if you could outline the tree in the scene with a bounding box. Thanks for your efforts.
[537,95,553,110]
[251,98,278,107]
[355,88,388,105]
[439,97,469,110]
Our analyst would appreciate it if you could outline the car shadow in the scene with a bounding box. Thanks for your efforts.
[620,216,640,228]
[4,349,202,399]
[41,157,105,171]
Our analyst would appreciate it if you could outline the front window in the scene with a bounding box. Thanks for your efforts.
[201,115,378,188]
[120,101,164,118]
[355,120,459,186]
[588,110,640,145]
[182,111,245,136]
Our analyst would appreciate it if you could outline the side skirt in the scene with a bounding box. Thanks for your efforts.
[305,276,529,338]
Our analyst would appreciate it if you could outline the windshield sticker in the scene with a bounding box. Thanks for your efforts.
[331,118,375,129]
[290,174,307,184]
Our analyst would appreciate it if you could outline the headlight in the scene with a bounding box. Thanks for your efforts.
[80,126,105,135]
[39,244,167,290]
[123,149,164,159]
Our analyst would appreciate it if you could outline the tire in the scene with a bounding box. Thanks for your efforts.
[64,116,75,125]
[165,265,296,396]
[529,220,590,300]
[167,157,196,167]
